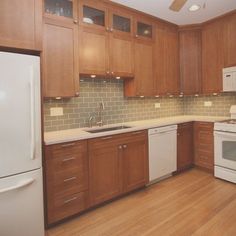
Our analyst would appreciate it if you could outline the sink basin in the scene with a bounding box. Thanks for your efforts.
[86,125,132,133]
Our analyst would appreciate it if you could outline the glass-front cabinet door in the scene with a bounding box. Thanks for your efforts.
[44,0,77,22]
[135,18,154,40]
[110,10,133,36]
[79,0,108,30]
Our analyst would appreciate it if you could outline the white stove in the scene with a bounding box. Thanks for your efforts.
[214,106,236,183]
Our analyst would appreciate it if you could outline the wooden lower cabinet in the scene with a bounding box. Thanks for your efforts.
[88,131,148,206]
[177,122,194,172]
[194,122,214,172]
[122,132,149,193]
[45,140,89,225]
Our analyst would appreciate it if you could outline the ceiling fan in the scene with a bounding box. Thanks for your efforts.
[169,0,188,12]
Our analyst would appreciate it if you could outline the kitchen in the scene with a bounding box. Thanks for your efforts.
[0,0,236,235]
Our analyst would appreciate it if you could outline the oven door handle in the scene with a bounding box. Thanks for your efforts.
[214,131,236,139]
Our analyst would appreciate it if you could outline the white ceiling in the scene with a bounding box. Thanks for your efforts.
[111,0,236,25]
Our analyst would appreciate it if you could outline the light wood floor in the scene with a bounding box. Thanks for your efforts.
[46,169,236,236]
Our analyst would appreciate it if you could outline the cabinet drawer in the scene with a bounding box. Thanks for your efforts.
[47,191,88,224]
[47,140,87,156]
[47,168,88,197]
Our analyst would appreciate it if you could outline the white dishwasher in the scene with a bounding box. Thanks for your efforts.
[148,125,177,182]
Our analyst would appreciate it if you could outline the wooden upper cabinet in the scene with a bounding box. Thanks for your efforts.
[109,8,134,78]
[44,0,78,23]
[79,0,108,30]
[0,0,42,50]
[202,19,224,94]
[133,41,154,96]
[155,25,179,96]
[135,17,154,42]
[179,28,202,95]
[79,27,109,76]
[224,12,236,67]
[43,19,79,98]
[79,0,134,78]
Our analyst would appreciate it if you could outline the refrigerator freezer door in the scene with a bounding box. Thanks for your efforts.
[0,52,41,178]
[0,168,44,236]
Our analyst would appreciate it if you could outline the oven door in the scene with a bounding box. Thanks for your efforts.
[214,131,236,170]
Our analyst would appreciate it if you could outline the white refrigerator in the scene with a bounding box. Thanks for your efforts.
[0,52,44,236]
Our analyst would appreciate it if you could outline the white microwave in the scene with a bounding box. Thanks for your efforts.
[223,66,236,91]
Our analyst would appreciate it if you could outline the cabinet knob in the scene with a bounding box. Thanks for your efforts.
[118,145,122,150]
[111,71,114,75]
[135,34,138,38]
[106,71,110,75]
[106,27,110,32]
[123,144,127,149]
[73,19,78,24]
[75,92,79,96]
[110,28,113,32]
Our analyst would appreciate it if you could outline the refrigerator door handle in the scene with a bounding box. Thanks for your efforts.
[29,66,35,160]
[0,178,35,194]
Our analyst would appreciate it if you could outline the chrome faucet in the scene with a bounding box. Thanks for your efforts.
[88,114,95,128]
[97,102,105,127]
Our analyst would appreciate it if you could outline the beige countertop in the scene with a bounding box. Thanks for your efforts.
[44,115,228,145]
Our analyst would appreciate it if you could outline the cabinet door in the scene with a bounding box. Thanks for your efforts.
[0,0,42,50]
[224,13,236,67]
[135,18,154,42]
[109,9,134,78]
[155,26,179,96]
[179,29,201,95]
[122,132,148,193]
[89,139,122,206]
[202,20,224,94]
[194,122,214,172]
[44,0,78,22]
[134,41,154,96]
[164,28,180,95]
[109,35,134,78]
[43,20,79,97]
[79,27,109,76]
[177,123,194,172]
[79,0,108,30]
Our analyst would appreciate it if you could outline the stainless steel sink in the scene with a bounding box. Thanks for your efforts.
[85,125,132,133]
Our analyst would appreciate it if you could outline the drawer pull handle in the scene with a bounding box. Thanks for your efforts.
[64,177,77,182]
[62,157,76,162]
[64,197,77,204]
[61,143,75,148]
[101,136,112,140]
[132,131,143,135]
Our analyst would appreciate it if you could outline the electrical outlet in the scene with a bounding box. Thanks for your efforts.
[204,101,212,107]
[155,103,161,108]
[50,107,63,116]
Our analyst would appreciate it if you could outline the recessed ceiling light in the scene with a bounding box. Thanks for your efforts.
[189,4,201,12]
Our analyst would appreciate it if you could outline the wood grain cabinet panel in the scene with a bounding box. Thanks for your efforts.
[194,122,214,172]
[202,20,224,94]
[89,131,148,207]
[45,140,89,225]
[224,12,236,67]
[88,137,122,206]
[79,27,109,76]
[155,26,179,96]
[177,122,194,172]
[122,132,148,193]
[179,29,202,95]
[124,42,154,97]
[0,0,42,50]
[42,20,79,98]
